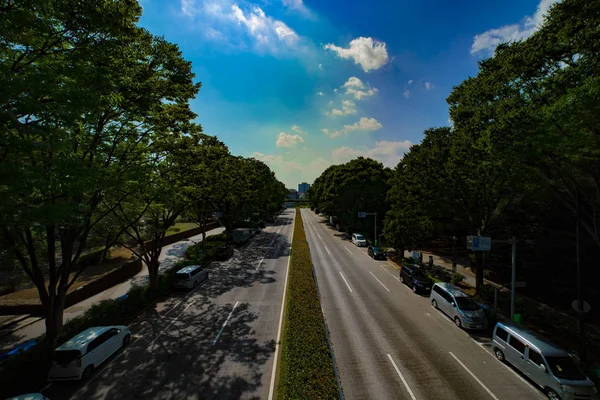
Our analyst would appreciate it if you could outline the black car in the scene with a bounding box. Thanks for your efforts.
[367,245,386,260]
[215,245,234,261]
[399,263,433,293]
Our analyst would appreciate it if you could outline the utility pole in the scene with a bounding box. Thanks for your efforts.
[576,190,586,361]
[510,236,517,322]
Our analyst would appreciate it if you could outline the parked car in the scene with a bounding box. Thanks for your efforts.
[492,322,599,400]
[173,265,208,290]
[430,282,487,330]
[48,326,131,381]
[351,233,367,247]
[232,228,251,244]
[215,245,234,261]
[6,394,49,400]
[318,212,323,217]
[399,264,433,293]
[0,339,38,361]
[367,245,386,260]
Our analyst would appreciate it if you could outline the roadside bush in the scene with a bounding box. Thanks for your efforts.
[450,273,465,285]
[278,209,339,399]
[185,240,226,265]
[207,232,227,242]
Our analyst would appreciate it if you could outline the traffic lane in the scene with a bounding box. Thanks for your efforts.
[302,212,477,400]
[305,211,544,399]
[45,215,293,400]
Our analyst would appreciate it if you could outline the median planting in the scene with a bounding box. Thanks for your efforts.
[278,208,339,399]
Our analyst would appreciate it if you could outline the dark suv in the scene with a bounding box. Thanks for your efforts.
[215,245,234,261]
[399,263,433,294]
[367,246,386,260]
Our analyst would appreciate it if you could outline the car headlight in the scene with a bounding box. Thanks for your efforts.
[559,384,574,393]
[461,314,472,321]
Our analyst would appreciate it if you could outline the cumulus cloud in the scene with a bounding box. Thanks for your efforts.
[322,117,382,138]
[276,132,304,147]
[252,152,331,187]
[232,5,299,46]
[332,140,412,167]
[328,99,356,117]
[342,77,378,100]
[291,125,304,134]
[424,82,432,90]
[403,89,410,99]
[471,0,560,55]
[408,79,413,85]
[324,37,389,72]
[316,91,324,96]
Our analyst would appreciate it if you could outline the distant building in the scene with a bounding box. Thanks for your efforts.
[298,192,306,199]
[298,182,310,196]
[288,189,298,200]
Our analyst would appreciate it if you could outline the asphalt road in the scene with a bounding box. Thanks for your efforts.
[43,210,294,400]
[300,209,546,400]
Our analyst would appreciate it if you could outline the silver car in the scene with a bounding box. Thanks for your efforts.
[493,322,599,400]
[430,282,487,329]
[173,265,208,290]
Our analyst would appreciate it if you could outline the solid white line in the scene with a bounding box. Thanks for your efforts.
[387,354,417,400]
[449,352,500,400]
[344,246,353,255]
[268,210,295,400]
[324,245,331,256]
[255,257,264,272]
[378,264,401,282]
[369,271,390,292]
[339,271,353,293]
[212,301,240,345]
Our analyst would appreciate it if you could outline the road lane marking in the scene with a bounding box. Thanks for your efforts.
[370,271,390,292]
[212,301,240,345]
[344,247,353,255]
[339,272,353,293]
[317,233,322,239]
[255,257,264,272]
[378,264,401,282]
[324,245,331,255]
[387,354,417,400]
[268,211,295,400]
[449,352,500,400]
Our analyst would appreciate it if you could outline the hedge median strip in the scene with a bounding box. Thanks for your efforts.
[278,209,340,399]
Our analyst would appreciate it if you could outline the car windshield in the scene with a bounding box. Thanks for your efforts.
[455,297,480,311]
[546,357,587,381]
[411,270,428,280]
[54,350,81,364]
[175,272,190,280]
[356,235,365,240]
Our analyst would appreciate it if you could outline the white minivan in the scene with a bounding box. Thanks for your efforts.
[48,325,131,381]
[351,233,367,247]
[173,265,209,290]
[493,322,599,400]
[430,282,487,330]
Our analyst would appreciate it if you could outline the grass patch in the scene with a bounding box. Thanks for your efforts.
[277,209,339,399]
[166,222,200,235]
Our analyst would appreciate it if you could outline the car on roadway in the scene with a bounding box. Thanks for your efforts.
[318,212,323,217]
[367,245,386,260]
[492,322,599,400]
[351,233,367,247]
[0,339,38,361]
[48,326,131,382]
[6,394,49,400]
[215,244,234,261]
[430,282,487,330]
[399,263,433,293]
[173,265,209,289]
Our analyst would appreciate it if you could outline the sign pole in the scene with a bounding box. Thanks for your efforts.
[510,236,517,322]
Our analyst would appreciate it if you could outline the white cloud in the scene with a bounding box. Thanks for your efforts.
[318,63,322,69]
[282,0,311,17]
[332,140,412,167]
[342,76,378,100]
[403,89,410,99]
[424,82,432,90]
[333,88,338,93]
[316,91,324,96]
[276,132,304,147]
[252,152,331,187]
[323,117,383,138]
[324,37,389,72]
[408,79,413,85]
[328,99,356,117]
[291,125,304,134]
[232,5,299,47]
[471,0,560,55]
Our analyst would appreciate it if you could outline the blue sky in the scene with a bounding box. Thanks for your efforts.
[139,0,559,187]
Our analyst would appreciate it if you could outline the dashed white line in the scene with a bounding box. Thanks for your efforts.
[369,271,390,292]
[339,272,353,293]
[212,301,240,345]
[344,247,353,255]
[387,354,417,400]
[449,352,500,400]
[255,257,264,272]
[324,245,331,255]
[317,233,322,239]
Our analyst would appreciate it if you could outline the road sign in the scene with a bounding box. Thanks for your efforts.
[358,212,367,218]
[467,236,491,251]
[572,300,591,314]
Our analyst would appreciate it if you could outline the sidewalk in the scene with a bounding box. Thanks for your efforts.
[0,226,225,351]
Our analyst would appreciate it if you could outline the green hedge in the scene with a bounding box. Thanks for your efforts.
[184,239,226,265]
[0,263,179,399]
[278,209,339,399]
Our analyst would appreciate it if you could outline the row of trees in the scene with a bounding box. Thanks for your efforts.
[0,0,287,338]
[309,0,600,296]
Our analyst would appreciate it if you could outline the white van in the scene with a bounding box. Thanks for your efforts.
[430,282,487,329]
[48,326,131,381]
[173,265,208,290]
[351,233,367,247]
[493,322,599,400]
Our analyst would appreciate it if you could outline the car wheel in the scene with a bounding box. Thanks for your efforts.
[412,285,417,293]
[122,334,131,347]
[454,317,462,328]
[432,299,438,308]
[546,389,561,400]
[494,348,505,362]
[193,280,198,288]
[400,275,404,283]
[82,365,94,380]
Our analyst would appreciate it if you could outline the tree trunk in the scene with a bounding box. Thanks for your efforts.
[202,216,207,265]
[148,257,159,289]
[474,251,484,293]
[44,289,67,340]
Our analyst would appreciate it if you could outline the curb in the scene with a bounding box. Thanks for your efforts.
[0,316,44,340]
